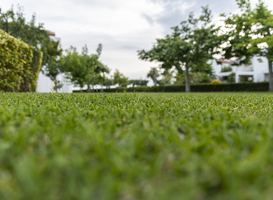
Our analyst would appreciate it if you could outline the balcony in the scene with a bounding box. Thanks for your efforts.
[236,65,253,72]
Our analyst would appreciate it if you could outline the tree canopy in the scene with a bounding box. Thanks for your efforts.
[147,67,160,85]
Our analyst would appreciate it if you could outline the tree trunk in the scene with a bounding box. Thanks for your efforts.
[54,78,58,93]
[154,78,158,86]
[185,62,190,92]
[87,84,91,93]
[5,20,8,33]
[269,59,273,92]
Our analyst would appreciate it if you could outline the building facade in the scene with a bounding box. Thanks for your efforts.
[36,72,73,93]
[212,56,269,83]
[36,31,73,93]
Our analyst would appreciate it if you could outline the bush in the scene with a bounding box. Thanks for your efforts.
[130,79,149,87]
[240,75,253,82]
[220,66,232,72]
[73,82,269,93]
[200,75,211,83]
[0,30,42,92]
[175,72,212,85]
[211,80,221,84]
[227,73,236,83]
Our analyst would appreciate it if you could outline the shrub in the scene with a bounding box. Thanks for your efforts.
[220,66,232,72]
[73,82,269,93]
[175,72,212,85]
[227,73,236,83]
[200,74,211,83]
[240,75,253,82]
[211,80,221,84]
[0,30,42,92]
[130,79,149,87]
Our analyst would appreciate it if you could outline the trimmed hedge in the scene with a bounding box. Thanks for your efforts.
[0,30,42,92]
[73,82,269,93]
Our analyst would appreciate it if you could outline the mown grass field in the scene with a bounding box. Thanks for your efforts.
[0,92,273,200]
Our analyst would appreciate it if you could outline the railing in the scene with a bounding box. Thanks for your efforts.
[236,65,253,71]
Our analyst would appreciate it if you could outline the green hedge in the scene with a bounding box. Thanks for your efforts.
[73,82,269,93]
[0,30,42,92]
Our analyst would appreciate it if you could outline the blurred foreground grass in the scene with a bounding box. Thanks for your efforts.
[0,92,273,200]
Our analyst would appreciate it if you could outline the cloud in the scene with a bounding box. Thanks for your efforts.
[144,0,239,35]
[141,13,154,26]
[118,45,141,51]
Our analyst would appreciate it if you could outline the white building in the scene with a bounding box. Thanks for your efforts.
[212,56,269,83]
[36,31,73,93]
[36,72,73,93]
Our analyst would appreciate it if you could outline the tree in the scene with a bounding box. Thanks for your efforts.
[63,44,108,92]
[0,7,14,33]
[43,38,63,92]
[103,78,113,89]
[83,44,109,92]
[190,60,215,77]
[138,6,223,92]
[63,47,86,90]
[96,43,102,57]
[161,69,173,85]
[113,69,129,87]
[147,67,160,85]
[174,71,211,85]
[44,59,64,92]
[222,0,273,91]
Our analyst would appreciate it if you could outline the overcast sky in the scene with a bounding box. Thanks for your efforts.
[2,0,273,80]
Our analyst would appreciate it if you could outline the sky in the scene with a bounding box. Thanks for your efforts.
[1,0,273,80]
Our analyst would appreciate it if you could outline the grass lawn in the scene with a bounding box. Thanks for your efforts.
[0,92,273,200]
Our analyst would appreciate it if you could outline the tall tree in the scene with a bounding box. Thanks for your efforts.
[0,7,14,33]
[222,0,273,91]
[96,43,102,58]
[138,6,223,92]
[83,44,109,92]
[63,46,86,90]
